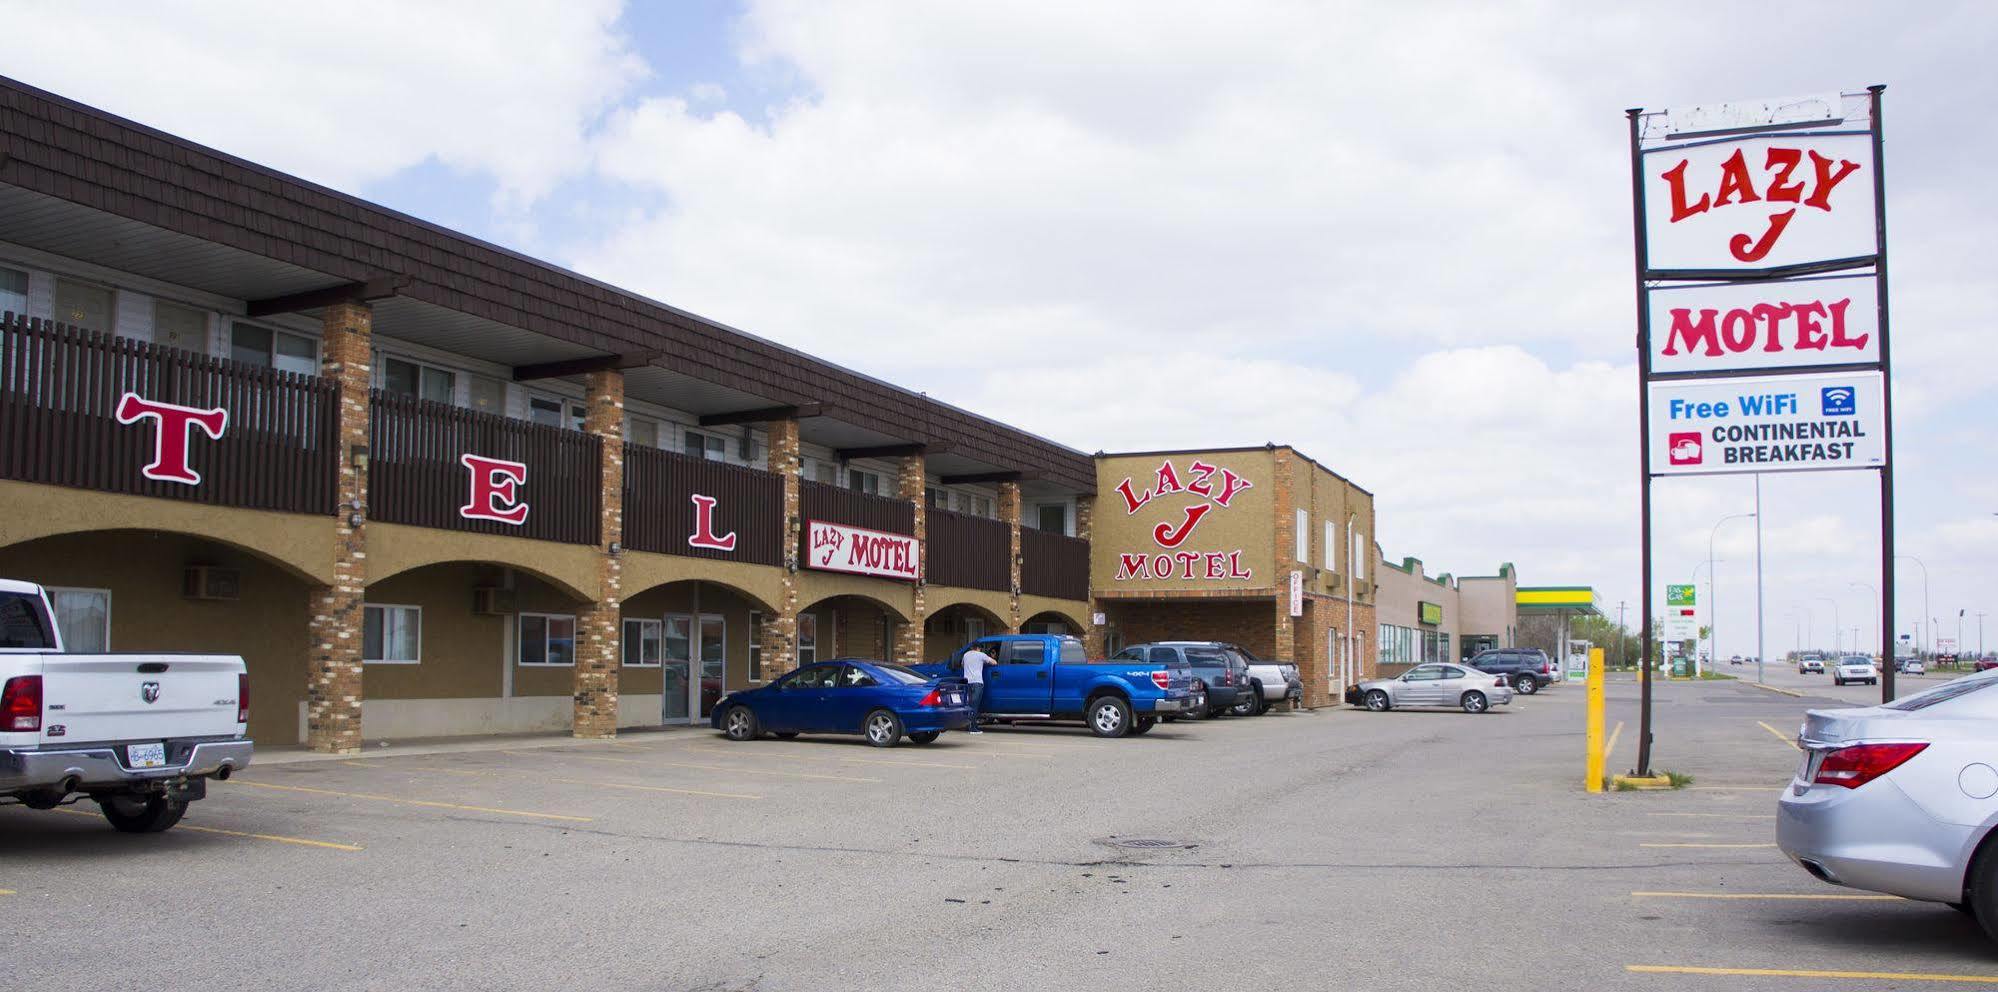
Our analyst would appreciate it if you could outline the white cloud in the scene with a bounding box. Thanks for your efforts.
[0,0,645,203]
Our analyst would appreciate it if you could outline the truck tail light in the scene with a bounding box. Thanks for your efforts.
[1814,742,1928,789]
[1150,671,1171,690]
[1,675,43,732]
[237,673,250,724]
[917,689,941,707]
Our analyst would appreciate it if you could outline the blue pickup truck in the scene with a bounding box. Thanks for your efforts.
[912,634,1196,737]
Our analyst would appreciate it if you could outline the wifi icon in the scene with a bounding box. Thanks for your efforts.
[1821,386,1857,417]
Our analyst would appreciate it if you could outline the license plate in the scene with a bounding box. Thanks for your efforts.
[128,742,167,769]
[947,692,964,706]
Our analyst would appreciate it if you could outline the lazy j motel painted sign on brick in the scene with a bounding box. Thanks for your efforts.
[806,519,921,581]
[1109,455,1259,584]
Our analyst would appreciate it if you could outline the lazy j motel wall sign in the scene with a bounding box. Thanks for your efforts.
[1111,456,1256,583]
[806,519,921,581]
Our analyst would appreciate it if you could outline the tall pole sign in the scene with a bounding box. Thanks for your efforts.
[1628,88,1895,777]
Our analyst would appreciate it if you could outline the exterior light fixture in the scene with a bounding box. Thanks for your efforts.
[349,444,370,470]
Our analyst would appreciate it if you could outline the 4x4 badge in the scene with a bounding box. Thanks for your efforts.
[141,681,161,704]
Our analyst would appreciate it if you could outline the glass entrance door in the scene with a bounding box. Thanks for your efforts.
[662,616,693,723]
[697,614,726,719]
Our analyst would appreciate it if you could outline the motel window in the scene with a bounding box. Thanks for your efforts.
[797,613,820,665]
[965,616,987,641]
[1356,535,1366,582]
[527,394,586,431]
[383,356,456,405]
[684,429,727,461]
[230,322,317,376]
[848,469,882,495]
[1295,509,1310,562]
[626,415,660,449]
[468,376,505,416]
[925,487,947,509]
[0,266,26,317]
[748,611,764,681]
[738,431,763,464]
[955,492,992,518]
[362,604,421,664]
[154,301,209,354]
[53,278,114,333]
[46,587,111,653]
[623,618,662,667]
[1323,520,1337,571]
[1037,504,1068,535]
[518,613,577,666]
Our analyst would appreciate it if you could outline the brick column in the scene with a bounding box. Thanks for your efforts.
[573,369,624,739]
[1271,447,1300,699]
[306,302,371,753]
[1076,496,1105,656]
[1000,480,1023,632]
[893,453,927,664]
[760,417,802,678]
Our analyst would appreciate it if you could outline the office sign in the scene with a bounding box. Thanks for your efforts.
[805,520,920,581]
[1648,371,1884,476]
[1289,570,1304,618]
[1648,275,1878,375]
[1666,584,1695,607]
[1643,131,1875,272]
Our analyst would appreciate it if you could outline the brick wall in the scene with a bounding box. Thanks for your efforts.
[572,368,624,739]
[305,301,371,753]
[1102,599,1280,660]
[759,418,802,679]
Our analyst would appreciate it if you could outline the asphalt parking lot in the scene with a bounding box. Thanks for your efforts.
[3,672,1992,991]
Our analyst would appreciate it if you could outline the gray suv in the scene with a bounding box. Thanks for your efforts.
[1466,648,1554,694]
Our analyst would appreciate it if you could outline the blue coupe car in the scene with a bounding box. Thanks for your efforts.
[709,660,974,747]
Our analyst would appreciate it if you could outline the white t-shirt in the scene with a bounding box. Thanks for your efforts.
[962,649,995,685]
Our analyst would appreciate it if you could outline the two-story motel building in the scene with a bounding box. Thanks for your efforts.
[0,77,1097,751]
[1086,447,1378,708]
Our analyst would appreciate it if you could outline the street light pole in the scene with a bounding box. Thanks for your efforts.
[1896,555,1929,659]
[1816,596,1842,655]
[1754,474,1766,684]
[1709,511,1756,670]
[1851,582,1877,659]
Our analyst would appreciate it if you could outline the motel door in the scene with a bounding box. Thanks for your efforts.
[1327,628,1345,702]
[662,614,727,724]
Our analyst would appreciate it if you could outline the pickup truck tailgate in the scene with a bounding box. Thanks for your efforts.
[38,654,242,744]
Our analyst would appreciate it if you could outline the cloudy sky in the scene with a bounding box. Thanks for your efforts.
[5,0,1993,658]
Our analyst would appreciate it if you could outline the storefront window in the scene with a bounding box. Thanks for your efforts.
[363,604,421,663]
[519,613,576,666]
[623,618,662,667]
[797,613,819,665]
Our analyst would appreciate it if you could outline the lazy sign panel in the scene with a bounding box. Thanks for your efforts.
[1648,275,1879,375]
[1643,132,1875,271]
[1648,371,1884,477]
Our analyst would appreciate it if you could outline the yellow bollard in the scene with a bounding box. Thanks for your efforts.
[1585,646,1606,793]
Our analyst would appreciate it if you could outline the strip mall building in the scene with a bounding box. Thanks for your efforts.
[0,79,1396,751]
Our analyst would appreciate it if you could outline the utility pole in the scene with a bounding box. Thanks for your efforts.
[1616,601,1627,669]
[1980,612,1987,660]
[1754,474,1765,684]
[1897,556,1929,660]
[1709,512,1755,667]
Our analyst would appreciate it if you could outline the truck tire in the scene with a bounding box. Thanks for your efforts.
[99,794,187,834]
[1087,695,1132,738]
[1232,682,1265,716]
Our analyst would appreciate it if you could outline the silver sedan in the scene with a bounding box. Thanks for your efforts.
[1356,663,1512,714]
[1777,668,1998,941]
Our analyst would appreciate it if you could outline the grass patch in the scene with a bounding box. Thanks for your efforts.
[1665,771,1695,788]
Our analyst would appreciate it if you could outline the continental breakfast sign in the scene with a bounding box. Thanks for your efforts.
[1648,372,1883,476]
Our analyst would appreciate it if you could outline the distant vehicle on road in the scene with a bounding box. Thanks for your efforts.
[1466,648,1553,695]
[1833,656,1879,687]
[1355,663,1511,714]
[712,660,972,747]
[915,634,1196,737]
[1799,656,1825,675]
[1777,668,1998,942]
[1730,655,1744,666]
[1898,657,1926,675]
[0,579,253,834]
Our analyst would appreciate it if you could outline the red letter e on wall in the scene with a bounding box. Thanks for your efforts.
[459,454,530,525]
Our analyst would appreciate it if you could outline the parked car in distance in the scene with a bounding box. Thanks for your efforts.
[712,660,971,747]
[1833,656,1879,687]
[1112,642,1251,718]
[1777,668,1998,941]
[1226,645,1301,715]
[914,635,1196,738]
[0,579,253,834]
[1355,663,1512,714]
[1466,648,1554,695]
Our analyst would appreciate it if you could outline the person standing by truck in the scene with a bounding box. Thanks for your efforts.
[960,644,996,733]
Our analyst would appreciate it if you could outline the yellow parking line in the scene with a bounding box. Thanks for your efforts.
[50,807,363,850]
[1603,720,1624,765]
[228,779,591,822]
[549,778,759,800]
[1758,721,1802,750]
[0,889,14,896]
[1633,891,1899,901]
[1688,786,1784,792]
[1649,812,1777,820]
[1639,842,1777,849]
[1628,965,1998,983]
[690,747,975,771]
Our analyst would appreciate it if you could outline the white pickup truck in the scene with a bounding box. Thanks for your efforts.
[1,579,253,833]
